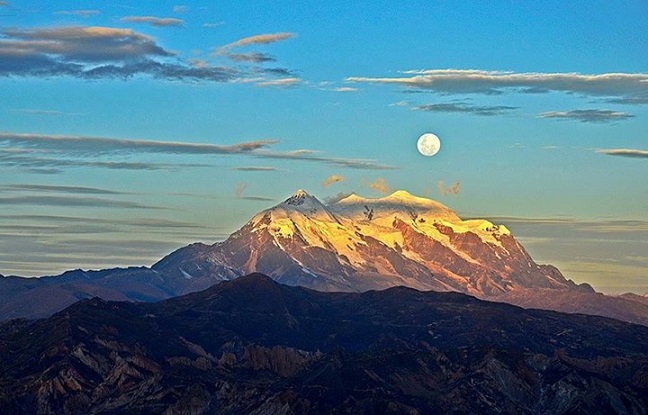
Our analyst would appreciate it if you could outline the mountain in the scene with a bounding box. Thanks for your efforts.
[2,189,648,327]
[1,273,647,415]
[155,189,582,294]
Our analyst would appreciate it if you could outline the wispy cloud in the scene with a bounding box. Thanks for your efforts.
[438,180,461,196]
[596,148,648,159]
[334,87,358,92]
[233,166,278,171]
[367,178,391,195]
[218,32,296,52]
[257,150,396,170]
[255,77,301,88]
[414,102,517,116]
[0,1,9,6]
[0,132,395,171]
[346,69,648,103]
[0,195,161,209]
[0,184,126,195]
[0,132,276,155]
[121,16,184,27]
[234,182,274,201]
[538,109,634,123]
[322,174,345,187]
[226,52,276,63]
[0,150,210,174]
[173,5,188,13]
[55,10,100,17]
[0,26,240,82]
[202,22,225,28]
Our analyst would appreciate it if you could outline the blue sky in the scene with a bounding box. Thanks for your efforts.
[0,1,646,293]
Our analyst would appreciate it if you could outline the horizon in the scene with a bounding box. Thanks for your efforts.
[0,1,646,295]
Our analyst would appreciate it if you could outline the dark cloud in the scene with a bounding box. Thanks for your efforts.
[414,102,517,116]
[0,149,211,173]
[596,148,648,159]
[0,132,277,155]
[539,109,634,123]
[347,70,648,102]
[1,132,395,171]
[233,166,278,171]
[0,184,126,195]
[227,52,276,63]
[0,195,162,209]
[0,214,204,229]
[0,26,242,82]
[121,16,184,27]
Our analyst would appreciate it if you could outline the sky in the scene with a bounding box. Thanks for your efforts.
[0,1,646,294]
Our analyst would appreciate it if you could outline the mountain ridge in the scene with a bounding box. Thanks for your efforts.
[2,189,647,327]
[1,273,647,414]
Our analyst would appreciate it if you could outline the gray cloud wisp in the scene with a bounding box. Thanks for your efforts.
[346,69,648,102]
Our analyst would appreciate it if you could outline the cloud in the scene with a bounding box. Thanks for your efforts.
[55,10,101,17]
[1,132,395,171]
[0,1,8,6]
[414,102,517,116]
[0,195,161,209]
[438,180,461,196]
[538,109,634,123]
[256,150,396,170]
[0,132,277,155]
[219,32,296,51]
[368,178,391,195]
[234,182,274,201]
[121,16,184,27]
[0,150,210,174]
[173,5,188,13]
[202,22,225,28]
[334,87,358,92]
[233,166,278,171]
[322,174,345,187]
[0,184,126,195]
[0,26,241,82]
[346,69,648,102]
[226,52,276,63]
[255,77,301,88]
[596,148,648,159]
[234,182,247,198]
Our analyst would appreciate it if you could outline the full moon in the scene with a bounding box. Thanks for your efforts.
[417,133,441,157]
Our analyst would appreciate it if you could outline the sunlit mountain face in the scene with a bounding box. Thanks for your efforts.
[2,190,648,328]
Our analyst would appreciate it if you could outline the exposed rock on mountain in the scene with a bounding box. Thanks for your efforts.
[1,274,647,414]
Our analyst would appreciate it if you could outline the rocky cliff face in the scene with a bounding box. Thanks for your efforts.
[1,274,647,414]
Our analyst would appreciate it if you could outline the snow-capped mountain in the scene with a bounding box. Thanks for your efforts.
[4,189,648,326]
[154,189,591,296]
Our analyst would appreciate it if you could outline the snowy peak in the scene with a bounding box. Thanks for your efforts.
[331,189,460,222]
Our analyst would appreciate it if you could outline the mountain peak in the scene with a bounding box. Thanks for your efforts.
[282,189,317,207]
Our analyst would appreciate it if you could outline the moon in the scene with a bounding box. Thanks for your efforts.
[417,133,441,157]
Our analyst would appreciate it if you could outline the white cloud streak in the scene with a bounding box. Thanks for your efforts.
[596,148,648,159]
[346,69,648,102]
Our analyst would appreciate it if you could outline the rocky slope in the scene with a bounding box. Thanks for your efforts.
[1,273,647,415]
